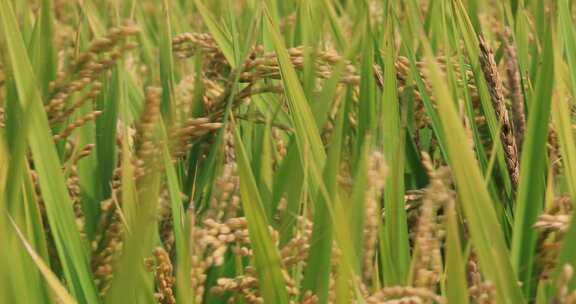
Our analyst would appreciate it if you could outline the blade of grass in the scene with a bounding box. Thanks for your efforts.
[302,87,348,303]
[159,0,176,121]
[233,119,289,304]
[379,9,410,285]
[162,126,192,303]
[10,216,77,304]
[444,202,469,304]
[511,25,554,297]
[0,1,98,302]
[263,8,325,166]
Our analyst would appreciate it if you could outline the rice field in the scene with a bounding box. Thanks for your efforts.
[0,0,574,303]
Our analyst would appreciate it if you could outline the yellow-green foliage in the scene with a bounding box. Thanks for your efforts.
[1,0,575,303]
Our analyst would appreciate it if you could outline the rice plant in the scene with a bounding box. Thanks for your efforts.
[1,0,575,303]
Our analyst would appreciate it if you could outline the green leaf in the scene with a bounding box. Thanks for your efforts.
[444,203,469,304]
[10,217,77,304]
[0,1,98,302]
[511,25,554,297]
[263,8,326,167]
[162,127,192,302]
[233,120,290,304]
[159,0,176,121]
[379,11,410,285]
[302,88,347,304]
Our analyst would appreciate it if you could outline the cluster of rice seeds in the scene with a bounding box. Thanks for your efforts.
[47,25,139,141]
[239,46,356,84]
[212,254,307,303]
[91,199,124,297]
[169,117,222,159]
[173,31,486,146]
[405,189,427,235]
[220,84,284,117]
[300,291,319,304]
[197,78,283,122]
[189,217,259,303]
[363,151,387,283]
[202,128,240,221]
[53,0,68,22]
[50,82,103,125]
[280,216,313,268]
[200,78,225,114]
[478,35,520,190]
[172,32,480,130]
[364,286,446,304]
[279,13,297,32]
[172,32,231,86]
[212,267,300,304]
[467,254,496,304]
[53,24,76,62]
[53,110,103,141]
[199,209,313,303]
[534,196,573,280]
[151,247,177,304]
[281,216,316,302]
[212,270,261,303]
[134,87,162,180]
[189,208,209,304]
[502,28,526,151]
[395,55,479,102]
[187,131,242,303]
[411,153,451,292]
[272,127,287,162]
[174,73,196,124]
[52,0,81,27]
[554,265,576,303]
[327,243,344,304]
[157,188,176,254]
